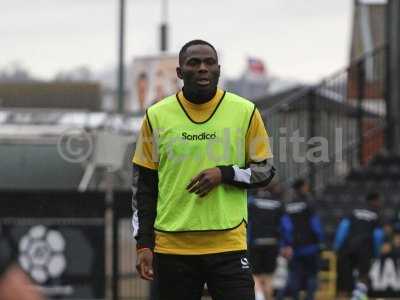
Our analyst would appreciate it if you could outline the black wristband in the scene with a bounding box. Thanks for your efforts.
[135,234,155,250]
[217,165,235,183]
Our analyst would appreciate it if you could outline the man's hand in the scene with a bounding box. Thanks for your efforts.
[186,167,222,197]
[136,248,154,281]
[0,264,46,300]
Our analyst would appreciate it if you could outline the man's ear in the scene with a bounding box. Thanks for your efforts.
[176,67,183,80]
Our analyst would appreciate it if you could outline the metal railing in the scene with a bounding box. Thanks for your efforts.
[259,45,387,192]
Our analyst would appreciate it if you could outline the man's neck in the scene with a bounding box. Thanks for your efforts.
[182,87,217,104]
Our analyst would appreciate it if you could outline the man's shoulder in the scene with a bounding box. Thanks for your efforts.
[224,91,255,114]
[352,208,378,221]
[225,91,254,106]
[286,199,312,214]
[147,94,178,113]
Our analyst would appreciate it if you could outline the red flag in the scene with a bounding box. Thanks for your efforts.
[247,57,266,75]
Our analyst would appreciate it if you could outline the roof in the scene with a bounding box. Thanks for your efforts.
[254,84,381,118]
[0,82,102,111]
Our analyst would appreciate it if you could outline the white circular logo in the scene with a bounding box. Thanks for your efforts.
[57,128,93,163]
[19,225,67,283]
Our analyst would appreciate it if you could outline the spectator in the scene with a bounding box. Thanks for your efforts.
[277,179,324,300]
[334,192,384,300]
[248,183,284,300]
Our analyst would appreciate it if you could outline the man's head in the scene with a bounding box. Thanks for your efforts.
[177,40,220,100]
[292,178,309,196]
[366,191,381,210]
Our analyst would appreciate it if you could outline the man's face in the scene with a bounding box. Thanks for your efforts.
[300,183,309,195]
[177,44,220,94]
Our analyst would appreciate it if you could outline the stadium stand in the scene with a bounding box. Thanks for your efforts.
[317,152,400,245]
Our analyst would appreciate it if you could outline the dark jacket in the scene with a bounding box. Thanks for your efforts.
[334,206,384,257]
[281,194,324,257]
[248,193,284,247]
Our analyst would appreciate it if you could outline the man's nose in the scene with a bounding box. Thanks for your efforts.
[198,62,208,72]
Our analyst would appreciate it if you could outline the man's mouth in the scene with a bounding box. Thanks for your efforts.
[196,79,211,86]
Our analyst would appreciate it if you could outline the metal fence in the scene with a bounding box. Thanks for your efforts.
[0,191,107,300]
[112,191,148,300]
[258,45,387,192]
[112,193,215,300]
[0,190,148,300]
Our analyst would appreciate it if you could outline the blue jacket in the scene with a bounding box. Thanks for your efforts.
[334,217,384,257]
[281,197,324,257]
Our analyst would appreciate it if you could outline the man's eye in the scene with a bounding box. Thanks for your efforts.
[187,60,199,66]
[205,59,216,65]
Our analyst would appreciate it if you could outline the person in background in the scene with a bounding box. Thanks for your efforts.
[378,221,394,256]
[0,226,46,300]
[388,208,400,257]
[334,192,384,300]
[136,72,149,112]
[248,183,284,300]
[277,179,324,300]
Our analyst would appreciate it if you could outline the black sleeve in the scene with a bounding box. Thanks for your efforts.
[218,159,275,189]
[132,163,158,250]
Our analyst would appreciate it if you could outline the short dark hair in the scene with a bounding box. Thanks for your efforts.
[366,192,380,203]
[178,39,218,66]
[292,178,306,191]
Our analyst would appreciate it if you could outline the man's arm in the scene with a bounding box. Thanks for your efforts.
[280,213,294,259]
[132,164,158,250]
[280,214,293,247]
[186,160,275,196]
[217,159,275,189]
[132,163,157,280]
[310,213,324,244]
[131,115,158,249]
[372,227,385,257]
[333,218,350,252]
[187,108,275,195]
[218,108,275,188]
[131,116,158,281]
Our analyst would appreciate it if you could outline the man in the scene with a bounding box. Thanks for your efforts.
[334,192,384,300]
[0,228,45,300]
[277,179,324,300]
[131,39,275,300]
[248,183,284,300]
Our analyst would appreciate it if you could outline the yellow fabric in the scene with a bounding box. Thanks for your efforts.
[178,88,225,122]
[132,88,273,254]
[132,116,159,170]
[246,109,273,163]
[155,222,247,255]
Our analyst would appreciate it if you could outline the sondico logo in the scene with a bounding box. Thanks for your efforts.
[182,132,217,141]
[241,257,250,269]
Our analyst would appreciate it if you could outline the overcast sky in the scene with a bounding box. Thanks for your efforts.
[2,0,354,82]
